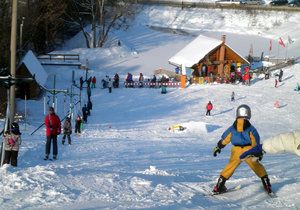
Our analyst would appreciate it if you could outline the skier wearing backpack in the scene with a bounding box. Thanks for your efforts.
[212,104,272,194]
[62,117,72,145]
[3,122,22,167]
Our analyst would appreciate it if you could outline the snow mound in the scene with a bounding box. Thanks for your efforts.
[141,166,174,176]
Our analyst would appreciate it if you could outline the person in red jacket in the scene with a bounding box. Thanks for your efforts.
[206,101,213,116]
[91,76,96,88]
[44,107,61,160]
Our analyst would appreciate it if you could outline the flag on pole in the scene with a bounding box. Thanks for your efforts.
[278,37,286,48]
[249,44,253,57]
[269,40,272,51]
[288,36,294,44]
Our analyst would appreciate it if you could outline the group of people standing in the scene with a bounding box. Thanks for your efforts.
[193,62,251,85]
[80,76,97,90]
[43,106,80,161]
[42,75,95,161]
[101,75,115,93]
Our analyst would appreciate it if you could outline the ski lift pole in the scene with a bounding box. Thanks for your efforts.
[52,75,56,107]
[70,86,74,119]
[25,93,27,131]
[1,89,11,166]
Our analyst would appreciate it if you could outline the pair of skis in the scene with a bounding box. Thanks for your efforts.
[209,185,276,198]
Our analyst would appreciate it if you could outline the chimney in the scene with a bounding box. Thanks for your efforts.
[221,34,226,43]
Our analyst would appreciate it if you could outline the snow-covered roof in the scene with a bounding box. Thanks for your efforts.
[168,35,222,68]
[168,35,249,68]
[21,50,48,86]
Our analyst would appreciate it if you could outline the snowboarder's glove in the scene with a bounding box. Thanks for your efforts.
[213,146,221,157]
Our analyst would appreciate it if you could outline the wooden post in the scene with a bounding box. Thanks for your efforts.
[218,35,226,78]
[9,0,18,123]
[181,64,186,89]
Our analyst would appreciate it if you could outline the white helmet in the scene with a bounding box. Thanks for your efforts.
[236,104,251,119]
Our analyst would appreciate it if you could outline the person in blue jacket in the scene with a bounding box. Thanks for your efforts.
[212,104,272,194]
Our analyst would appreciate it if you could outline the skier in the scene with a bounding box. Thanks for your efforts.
[275,78,278,88]
[87,86,91,102]
[139,73,144,88]
[108,78,113,93]
[150,75,157,88]
[206,101,213,116]
[86,76,92,88]
[231,91,235,101]
[79,76,84,90]
[62,117,72,145]
[274,100,280,109]
[3,122,22,167]
[113,73,119,88]
[212,104,272,194]
[91,76,96,88]
[278,69,283,82]
[82,104,88,123]
[44,107,61,160]
[161,86,167,94]
[294,83,300,92]
[87,100,93,115]
[75,115,82,134]
[125,73,133,88]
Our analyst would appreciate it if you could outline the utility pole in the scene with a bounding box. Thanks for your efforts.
[10,0,18,123]
[19,17,25,58]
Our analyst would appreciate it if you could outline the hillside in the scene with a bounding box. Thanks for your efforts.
[0,4,300,210]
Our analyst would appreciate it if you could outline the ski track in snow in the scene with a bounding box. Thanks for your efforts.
[1,4,300,210]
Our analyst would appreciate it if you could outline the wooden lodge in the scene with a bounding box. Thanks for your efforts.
[168,35,250,84]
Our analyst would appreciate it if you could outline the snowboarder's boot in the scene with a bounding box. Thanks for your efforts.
[44,155,49,160]
[53,155,57,160]
[261,175,272,193]
[213,176,227,193]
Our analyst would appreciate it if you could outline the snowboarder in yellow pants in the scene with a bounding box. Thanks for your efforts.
[212,104,272,194]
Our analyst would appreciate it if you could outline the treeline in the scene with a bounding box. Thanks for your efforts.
[0,0,139,69]
[0,0,69,68]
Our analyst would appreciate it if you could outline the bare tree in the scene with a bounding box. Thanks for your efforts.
[67,0,138,48]
[0,0,11,68]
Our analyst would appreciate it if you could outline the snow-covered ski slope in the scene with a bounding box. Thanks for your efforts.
[1,5,300,210]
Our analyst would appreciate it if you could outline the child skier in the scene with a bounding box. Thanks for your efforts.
[91,76,96,88]
[75,115,82,134]
[3,122,22,167]
[231,91,235,101]
[62,117,72,145]
[212,104,272,194]
[206,101,213,116]
[108,78,113,93]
